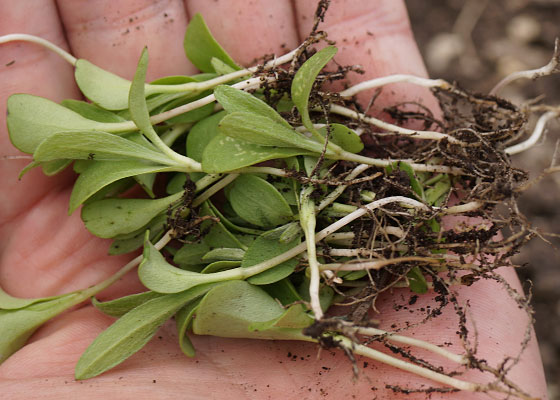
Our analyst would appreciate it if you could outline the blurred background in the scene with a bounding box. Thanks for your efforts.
[405,0,560,397]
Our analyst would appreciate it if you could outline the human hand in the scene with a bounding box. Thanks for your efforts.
[0,0,547,398]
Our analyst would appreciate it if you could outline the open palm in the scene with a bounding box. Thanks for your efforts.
[0,1,547,398]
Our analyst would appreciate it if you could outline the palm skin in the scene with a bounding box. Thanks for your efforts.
[0,0,548,399]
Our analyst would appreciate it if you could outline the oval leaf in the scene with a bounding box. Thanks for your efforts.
[183,13,239,73]
[92,291,164,318]
[81,192,182,238]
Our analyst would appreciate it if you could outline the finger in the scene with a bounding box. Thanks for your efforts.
[56,0,197,80]
[0,0,79,249]
[185,0,299,67]
[293,0,438,112]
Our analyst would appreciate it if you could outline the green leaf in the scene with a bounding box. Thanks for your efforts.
[388,161,424,200]
[173,241,211,268]
[192,280,306,340]
[202,133,312,173]
[81,191,182,238]
[6,94,108,153]
[186,111,226,161]
[75,284,215,380]
[0,292,81,363]
[200,202,245,249]
[201,248,245,262]
[243,232,300,285]
[92,291,164,318]
[69,160,174,213]
[218,112,325,152]
[214,85,291,128]
[206,201,263,235]
[407,266,428,294]
[226,175,293,228]
[0,287,65,310]
[184,13,239,73]
[75,59,134,110]
[425,175,451,206]
[138,236,221,293]
[291,46,337,132]
[210,58,237,75]
[166,173,188,194]
[200,260,241,274]
[262,278,302,306]
[298,278,334,312]
[318,124,363,154]
[41,159,72,176]
[129,48,159,140]
[33,131,172,165]
[109,214,167,255]
[175,298,203,357]
[249,304,312,331]
[61,99,126,123]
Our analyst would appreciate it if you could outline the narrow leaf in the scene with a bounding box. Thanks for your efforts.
[33,131,172,165]
[291,46,337,132]
[92,291,164,318]
[407,266,428,294]
[214,85,291,128]
[75,284,215,380]
[175,298,203,357]
[69,160,174,213]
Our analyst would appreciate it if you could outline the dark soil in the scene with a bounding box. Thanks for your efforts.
[406,1,560,397]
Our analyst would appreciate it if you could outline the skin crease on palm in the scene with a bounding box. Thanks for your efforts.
[0,0,549,398]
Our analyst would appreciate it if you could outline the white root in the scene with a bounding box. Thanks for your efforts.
[339,74,450,97]
[505,110,559,155]
[490,38,560,96]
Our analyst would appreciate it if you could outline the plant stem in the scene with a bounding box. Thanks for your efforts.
[299,186,323,320]
[192,174,239,207]
[0,33,77,65]
[329,104,464,144]
[316,164,370,211]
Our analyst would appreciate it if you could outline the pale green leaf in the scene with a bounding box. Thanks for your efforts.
[6,94,111,153]
[92,291,164,318]
[192,280,306,340]
[69,160,174,213]
[184,13,239,73]
[201,133,312,173]
[226,175,293,228]
[291,46,337,132]
[81,191,182,238]
[33,131,172,165]
[214,85,291,128]
[175,298,203,357]
[218,112,325,152]
[75,284,215,380]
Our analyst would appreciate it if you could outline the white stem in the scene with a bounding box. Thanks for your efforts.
[0,33,77,65]
[505,111,559,155]
[438,201,482,214]
[490,39,560,95]
[339,74,450,97]
[329,104,463,144]
[355,327,467,365]
[192,174,239,207]
[320,256,443,271]
[150,76,271,125]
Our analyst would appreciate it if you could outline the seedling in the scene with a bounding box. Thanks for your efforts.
[1,4,558,398]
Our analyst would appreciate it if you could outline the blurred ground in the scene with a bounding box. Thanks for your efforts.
[405,0,560,397]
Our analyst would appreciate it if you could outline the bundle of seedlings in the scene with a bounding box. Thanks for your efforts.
[1,4,558,399]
